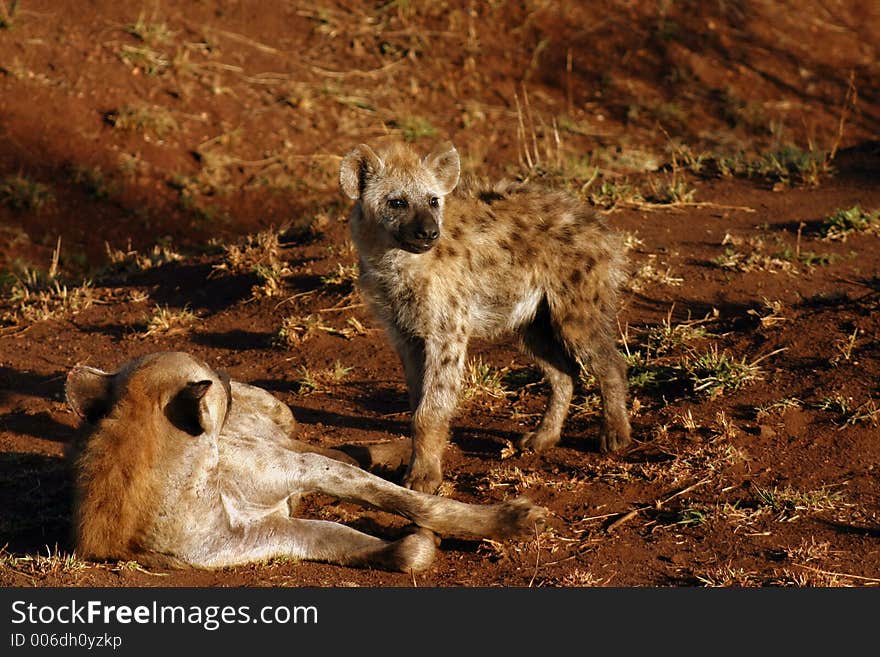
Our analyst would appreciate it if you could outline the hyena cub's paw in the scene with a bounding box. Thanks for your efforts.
[388,529,438,573]
[517,428,562,453]
[403,459,443,494]
[492,497,548,539]
[599,419,632,453]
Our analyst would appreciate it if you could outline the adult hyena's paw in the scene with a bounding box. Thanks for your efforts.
[599,418,632,453]
[403,458,443,494]
[517,428,561,453]
[491,497,548,539]
[388,529,438,573]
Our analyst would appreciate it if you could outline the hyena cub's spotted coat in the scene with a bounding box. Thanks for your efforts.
[340,137,631,493]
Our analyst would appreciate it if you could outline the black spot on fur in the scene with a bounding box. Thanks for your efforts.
[479,190,505,204]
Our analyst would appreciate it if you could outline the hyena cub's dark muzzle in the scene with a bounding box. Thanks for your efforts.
[397,211,440,254]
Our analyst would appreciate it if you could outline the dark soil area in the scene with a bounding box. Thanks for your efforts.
[1,0,878,587]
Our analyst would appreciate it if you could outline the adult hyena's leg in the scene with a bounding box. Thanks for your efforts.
[198,516,437,572]
[286,439,361,466]
[286,453,546,539]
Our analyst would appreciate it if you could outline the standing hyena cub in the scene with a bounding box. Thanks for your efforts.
[340,137,631,493]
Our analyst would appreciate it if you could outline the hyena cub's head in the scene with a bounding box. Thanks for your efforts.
[340,139,460,254]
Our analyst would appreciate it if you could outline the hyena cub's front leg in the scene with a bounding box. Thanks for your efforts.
[388,328,426,412]
[404,335,468,494]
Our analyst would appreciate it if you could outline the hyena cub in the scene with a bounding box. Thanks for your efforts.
[340,137,631,493]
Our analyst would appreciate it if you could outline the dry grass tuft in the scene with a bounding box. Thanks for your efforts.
[2,240,96,324]
[141,304,197,337]
[460,356,509,404]
[106,103,178,138]
[212,228,292,299]
[293,361,352,395]
[276,314,366,347]
[104,240,184,273]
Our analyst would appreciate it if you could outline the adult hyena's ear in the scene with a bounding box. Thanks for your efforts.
[165,380,215,437]
[66,366,115,424]
[339,143,385,200]
[423,142,460,195]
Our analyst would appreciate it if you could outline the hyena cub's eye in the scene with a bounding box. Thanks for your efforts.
[429,197,440,208]
[387,198,408,210]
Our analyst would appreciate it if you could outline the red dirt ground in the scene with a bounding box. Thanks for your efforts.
[0,1,878,587]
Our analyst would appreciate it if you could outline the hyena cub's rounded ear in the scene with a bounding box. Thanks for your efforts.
[423,142,460,195]
[66,366,114,424]
[339,143,384,200]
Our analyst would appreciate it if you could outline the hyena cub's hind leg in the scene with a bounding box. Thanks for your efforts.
[517,303,579,452]
[565,321,631,453]
[583,337,631,453]
[518,300,631,453]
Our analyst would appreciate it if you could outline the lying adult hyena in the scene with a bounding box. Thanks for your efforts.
[340,137,631,493]
[65,351,546,571]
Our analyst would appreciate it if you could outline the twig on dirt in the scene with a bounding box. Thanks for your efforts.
[0,324,33,337]
[538,553,579,568]
[606,476,713,533]
[5,565,37,582]
[578,510,626,524]
[661,476,713,504]
[197,61,244,74]
[528,522,540,588]
[410,568,417,587]
[379,411,410,418]
[273,290,316,310]
[614,201,757,213]
[111,561,170,577]
[198,25,282,55]
[203,152,343,169]
[829,70,857,162]
[606,508,641,533]
[308,58,407,79]
[793,562,880,584]
[748,346,788,366]
[318,302,365,313]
